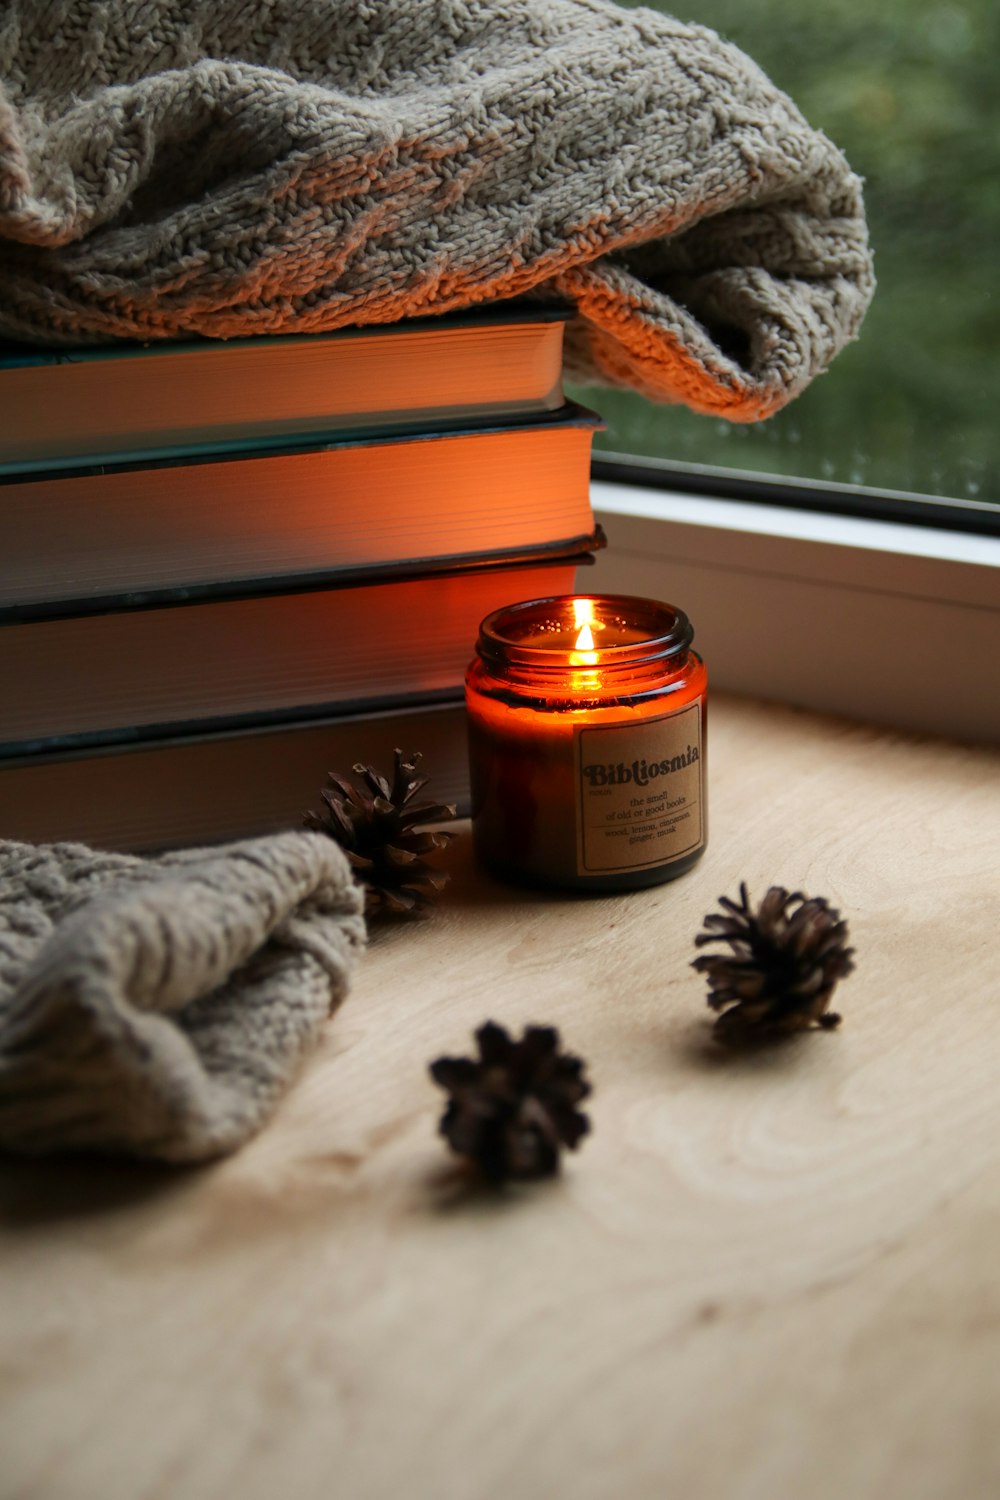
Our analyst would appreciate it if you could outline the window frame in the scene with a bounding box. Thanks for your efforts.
[590,463,1000,745]
[593,455,1000,540]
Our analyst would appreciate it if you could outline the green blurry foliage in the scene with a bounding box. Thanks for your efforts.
[570,0,999,501]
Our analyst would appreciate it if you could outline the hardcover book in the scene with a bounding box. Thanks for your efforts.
[0,407,602,607]
[0,307,569,471]
[0,554,599,749]
[0,700,471,854]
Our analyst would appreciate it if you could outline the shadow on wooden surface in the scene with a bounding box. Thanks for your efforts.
[0,1150,199,1231]
[422,1156,572,1216]
[673,1017,828,1075]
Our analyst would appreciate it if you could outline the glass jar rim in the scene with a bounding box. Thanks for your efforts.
[475,593,693,671]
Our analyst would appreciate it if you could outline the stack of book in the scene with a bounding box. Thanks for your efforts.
[0,306,604,852]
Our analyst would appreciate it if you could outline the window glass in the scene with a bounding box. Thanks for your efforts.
[568,0,998,505]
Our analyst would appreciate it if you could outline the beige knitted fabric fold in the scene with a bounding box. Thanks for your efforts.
[0,0,873,418]
[0,833,365,1162]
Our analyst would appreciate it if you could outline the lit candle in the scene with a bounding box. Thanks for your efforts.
[465,594,707,891]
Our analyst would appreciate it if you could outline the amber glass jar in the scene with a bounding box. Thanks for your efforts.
[465,594,707,892]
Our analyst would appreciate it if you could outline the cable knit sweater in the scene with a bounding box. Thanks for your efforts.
[0,834,365,1162]
[0,0,874,419]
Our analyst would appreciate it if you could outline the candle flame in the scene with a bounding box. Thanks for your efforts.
[572,598,596,653]
[570,598,599,670]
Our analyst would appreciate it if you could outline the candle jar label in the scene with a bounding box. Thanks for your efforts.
[575,698,704,875]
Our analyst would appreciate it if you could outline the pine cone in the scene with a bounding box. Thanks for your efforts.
[304,749,456,915]
[429,1021,592,1183]
[692,882,854,1040]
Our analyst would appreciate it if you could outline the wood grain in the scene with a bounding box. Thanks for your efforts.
[2,693,999,1500]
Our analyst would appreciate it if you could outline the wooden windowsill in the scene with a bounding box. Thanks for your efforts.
[3,692,1000,1499]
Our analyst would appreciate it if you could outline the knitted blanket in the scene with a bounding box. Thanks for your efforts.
[0,0,874,419]
[0,833,365,1162]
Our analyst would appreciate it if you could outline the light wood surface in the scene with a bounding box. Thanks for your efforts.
[3,692,1000,1500]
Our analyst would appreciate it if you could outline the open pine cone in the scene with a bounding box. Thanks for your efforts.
[692,882,854,1041]
[304,749,456,915]
[429,1021,592,1183]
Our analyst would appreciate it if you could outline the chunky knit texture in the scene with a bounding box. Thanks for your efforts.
[0,0,874,418]
[0,833,365,1162]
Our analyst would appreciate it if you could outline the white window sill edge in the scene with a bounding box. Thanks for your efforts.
[591,479,1000,745]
